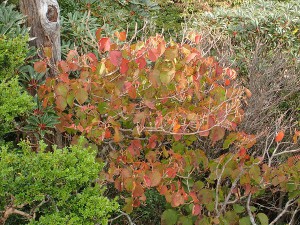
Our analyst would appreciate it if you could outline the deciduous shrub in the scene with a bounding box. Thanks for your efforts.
[34,32,300,224]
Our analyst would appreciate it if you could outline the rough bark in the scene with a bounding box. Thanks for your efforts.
[20,0,61,77]
[20,0,63,148]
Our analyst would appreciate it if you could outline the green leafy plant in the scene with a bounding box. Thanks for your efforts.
[0,138,119,225]
[24,105,60,140]
[0,1,29,37]
[194,0,300,74]
[0,35,35,137]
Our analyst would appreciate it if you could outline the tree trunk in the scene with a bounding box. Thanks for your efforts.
[20,0,63,148]
[19,0,61,77]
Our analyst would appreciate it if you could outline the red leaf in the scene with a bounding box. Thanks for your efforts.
[59,73,70,83]
[128,86,137,99]
[128,140,142,156]
[58,61,70,73]
[144,100,155,109]
[189,192,199,203]
[209,126,225,144]
[120,59,129,74]
[192,204,201,216]
[275,131,284,143]
[148,48,159,62]
[104,129,111,139]
[136,57,146,69]
[143,175,151,187]
[133,198,141,207]
[238,147,249,159]
[109,50,122,66]
[98,37,110,52]
[34,61,47,73]
[195,35,201,44]
[159,185,168,195]
[165,167,177,178]
[215,64,223,76]
[147,134,158,149]
[186,53,198,63]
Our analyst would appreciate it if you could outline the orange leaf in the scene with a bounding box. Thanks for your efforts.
[120,59,129,74]
[118,31,127,41]
[98,37,110,52]
[275,131,284,143]
[95,28,102,41]
[171,192,184,207]
[133,182,144,197]
[58,61,70,73]
[34,61,47,73]
[293,130,300,143]
[224,79,231,86]
[195,35,201,44]
[148,170,162,187]
[245,88,252,98]
[165,167,177,178]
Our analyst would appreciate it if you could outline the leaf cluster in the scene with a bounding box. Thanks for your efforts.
[0,139,119,224]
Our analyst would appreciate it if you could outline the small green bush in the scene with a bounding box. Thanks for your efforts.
[0,35,34,136]
[0,78,34,135]
[0,35,28,80]
[0,139,119,224]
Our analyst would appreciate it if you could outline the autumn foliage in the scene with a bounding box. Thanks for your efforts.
[35,33,299,224]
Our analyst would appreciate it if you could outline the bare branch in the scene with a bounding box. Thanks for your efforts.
[269,198,297,225]
[108,211,136,225]
[247,194,258,225]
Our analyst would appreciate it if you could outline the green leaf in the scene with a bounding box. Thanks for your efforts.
[98,102,108,114]
[161,209,178,225]
[56,96,67,111]
[177,216,193,225]
[239,216,251,225]
[164,46,178,61]
[76,88,88,104]
[55,83,69,98]
[257,213,269,225]
[233,204,245,214]
[223,133,238,149]
[123,197,133,213]
[159,70,175,85]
